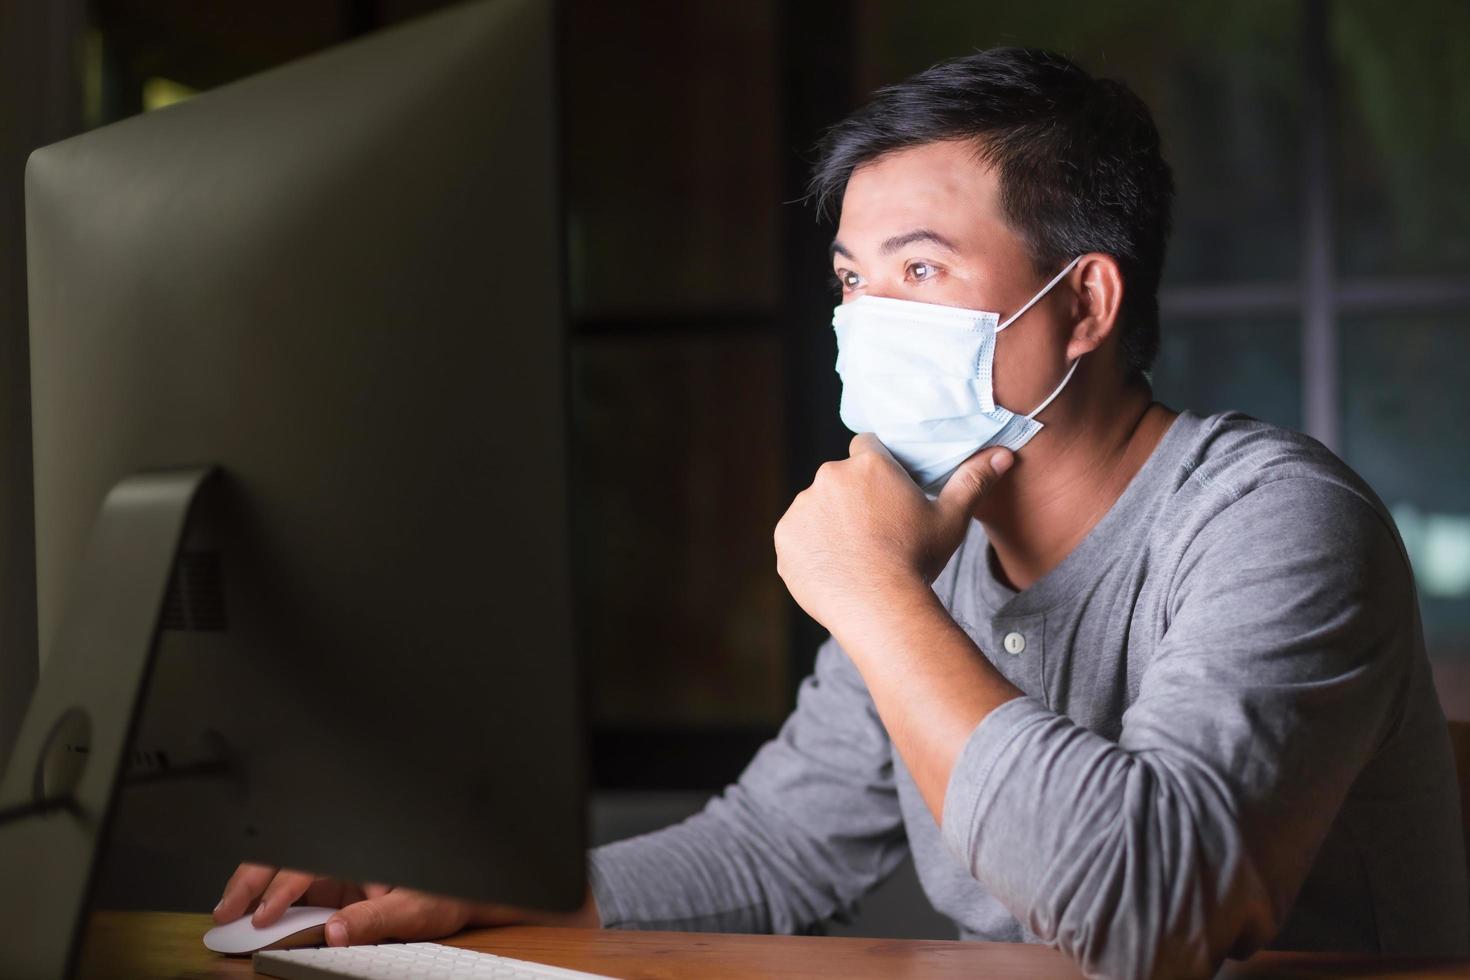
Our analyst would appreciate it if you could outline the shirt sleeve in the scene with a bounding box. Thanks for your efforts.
[587,635,909,933]
[939,477,1422,979]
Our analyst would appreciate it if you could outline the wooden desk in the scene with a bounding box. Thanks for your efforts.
[71,911,1470,979]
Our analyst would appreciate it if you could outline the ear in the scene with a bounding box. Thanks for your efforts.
[1064,253,1124,362]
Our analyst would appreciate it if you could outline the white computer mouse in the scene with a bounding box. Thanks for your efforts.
[202,905,337,955]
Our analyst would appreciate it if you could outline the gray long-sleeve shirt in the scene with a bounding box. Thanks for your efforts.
[585,410,1469,978]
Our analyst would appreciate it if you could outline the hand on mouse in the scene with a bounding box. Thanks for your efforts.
[213,861,385,929]
[315,881,599,946]
[213,861,601,945]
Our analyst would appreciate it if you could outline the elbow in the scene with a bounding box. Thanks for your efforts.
[951,719,1280,977]
[1032,864,1275,980]
[1025,820,1276,979]
[1053,918,1220,980]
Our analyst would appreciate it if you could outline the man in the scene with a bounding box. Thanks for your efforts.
[214,48,1467,978]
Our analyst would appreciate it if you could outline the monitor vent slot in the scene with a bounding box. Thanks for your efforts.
[160,551,227,632]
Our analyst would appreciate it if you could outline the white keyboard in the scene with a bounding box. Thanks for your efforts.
[253,941,621,979]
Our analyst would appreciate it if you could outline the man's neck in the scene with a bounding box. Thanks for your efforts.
[976,380,1176,593]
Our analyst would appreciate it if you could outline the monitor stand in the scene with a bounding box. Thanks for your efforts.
[0,468,215,980]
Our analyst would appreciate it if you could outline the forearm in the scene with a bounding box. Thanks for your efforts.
[583,790,805,933]
[581,637,911,934]
[828,576,1022,825]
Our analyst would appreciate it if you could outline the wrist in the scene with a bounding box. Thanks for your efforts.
[466,884,599,930]
[830,572,945,654]
[541,886,600,929]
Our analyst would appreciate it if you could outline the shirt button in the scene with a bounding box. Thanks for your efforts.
[1002,631,1026,655]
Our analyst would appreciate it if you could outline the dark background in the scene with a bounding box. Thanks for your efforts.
[1,0,1467,939]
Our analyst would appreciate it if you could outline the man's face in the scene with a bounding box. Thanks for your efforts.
[830,139,1076,416]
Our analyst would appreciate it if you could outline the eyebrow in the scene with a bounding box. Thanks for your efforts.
[829,228,960,262]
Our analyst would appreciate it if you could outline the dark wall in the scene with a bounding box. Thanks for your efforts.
[0,0,83,779]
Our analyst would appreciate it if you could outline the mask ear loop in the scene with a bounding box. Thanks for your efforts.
[992,254,1086,422]
[994,254,1084,333]
[1025,356,1080,420]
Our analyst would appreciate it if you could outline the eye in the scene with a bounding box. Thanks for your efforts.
[833,268,863,294]
[906,261,937,283]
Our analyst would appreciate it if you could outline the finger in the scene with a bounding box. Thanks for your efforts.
[214,862,277,924]
[936,446,1014,518]
[848,432,894,461]
[325,889,467,947]
[363,881,393,900]
[251,869,316,927]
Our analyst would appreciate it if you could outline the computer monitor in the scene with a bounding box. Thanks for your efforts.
[0,1,584,976]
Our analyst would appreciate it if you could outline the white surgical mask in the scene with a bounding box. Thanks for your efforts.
[832,254,1083,493]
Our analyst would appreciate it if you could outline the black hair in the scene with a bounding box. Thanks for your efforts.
[808,48,1174,380]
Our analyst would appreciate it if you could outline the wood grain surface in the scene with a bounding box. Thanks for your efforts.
[69,911,1470,979]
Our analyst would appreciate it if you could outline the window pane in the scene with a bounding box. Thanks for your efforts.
[1150,317,1302,430]
[1340,314,1470,717]
[1331,2,1470,278]
[571,334,789,728]
[563,1,778,317]
[851,0,1302,284]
